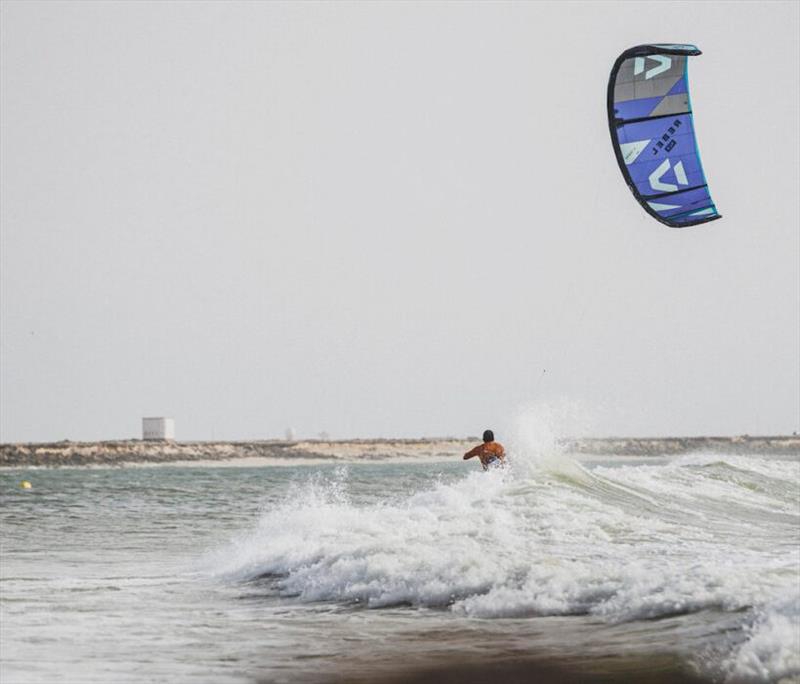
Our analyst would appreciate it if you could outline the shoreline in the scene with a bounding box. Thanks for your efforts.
[1,435,798,468]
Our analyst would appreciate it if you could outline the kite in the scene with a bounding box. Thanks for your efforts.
[608,44,721,227]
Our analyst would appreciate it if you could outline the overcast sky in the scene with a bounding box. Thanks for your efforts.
[1,1,798,443]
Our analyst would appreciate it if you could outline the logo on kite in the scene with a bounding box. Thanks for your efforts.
[649,159,688,192]
[607,44,721,228]
[633,55,672,79]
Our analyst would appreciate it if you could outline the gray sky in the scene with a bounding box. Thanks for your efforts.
[1,1,798,443]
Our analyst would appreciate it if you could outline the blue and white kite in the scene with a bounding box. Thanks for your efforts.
[608,44,721,227]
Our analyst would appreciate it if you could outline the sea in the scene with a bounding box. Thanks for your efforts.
[1,437,798,683]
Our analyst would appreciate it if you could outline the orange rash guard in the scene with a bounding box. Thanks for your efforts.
[463,441,506,470]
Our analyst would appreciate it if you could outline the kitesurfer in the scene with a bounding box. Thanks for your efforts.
[463,430,506,470]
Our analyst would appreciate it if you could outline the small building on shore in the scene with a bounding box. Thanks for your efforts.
[142,417,175,441]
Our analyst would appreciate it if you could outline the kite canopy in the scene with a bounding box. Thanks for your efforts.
[607,44,721,228]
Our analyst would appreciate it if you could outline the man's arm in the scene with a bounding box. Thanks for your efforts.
[463,445,482,460]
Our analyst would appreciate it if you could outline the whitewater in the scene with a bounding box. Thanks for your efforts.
[1,429,798,683]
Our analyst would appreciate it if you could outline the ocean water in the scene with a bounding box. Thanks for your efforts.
[1,444,798,683]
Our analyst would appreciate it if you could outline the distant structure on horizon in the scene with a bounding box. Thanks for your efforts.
[142,417,175,441]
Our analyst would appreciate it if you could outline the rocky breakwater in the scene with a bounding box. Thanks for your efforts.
[563,435,800,456]
[1,436,797,468]
[0,438,474,468]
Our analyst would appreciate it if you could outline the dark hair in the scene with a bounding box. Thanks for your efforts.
[482,429,494,443]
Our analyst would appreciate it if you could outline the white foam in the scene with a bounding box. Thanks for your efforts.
[722,597,800,683]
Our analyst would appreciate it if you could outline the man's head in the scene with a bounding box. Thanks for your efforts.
[482,429,494,443]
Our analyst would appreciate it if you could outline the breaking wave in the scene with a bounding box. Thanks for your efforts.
[210,410,799,682]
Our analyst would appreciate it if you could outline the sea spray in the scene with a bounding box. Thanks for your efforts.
[505,401,596,484]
